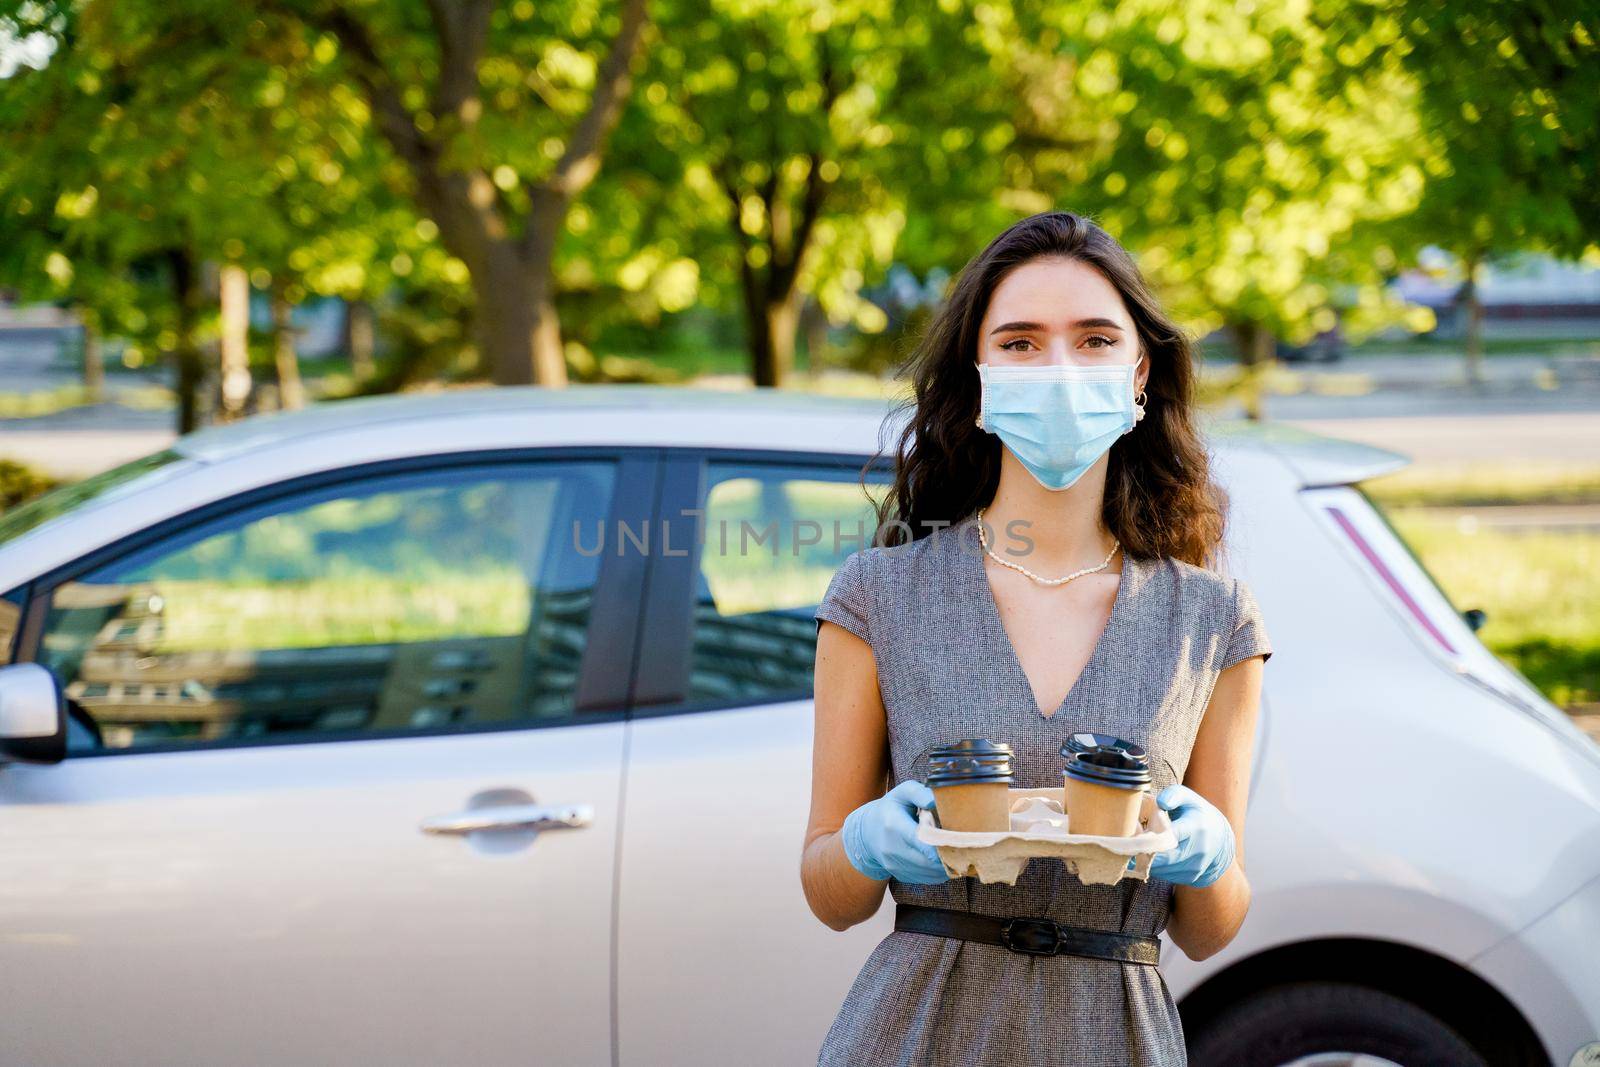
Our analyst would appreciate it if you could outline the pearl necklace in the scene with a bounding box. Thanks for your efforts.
[975,508,1121,587]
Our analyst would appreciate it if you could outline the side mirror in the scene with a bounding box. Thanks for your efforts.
[0,663,67,764]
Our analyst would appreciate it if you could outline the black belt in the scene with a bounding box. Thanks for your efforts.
[894,903,1161,966]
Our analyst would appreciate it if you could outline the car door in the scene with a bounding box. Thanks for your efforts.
[615,450,896,1066]
[0,450,654,1067]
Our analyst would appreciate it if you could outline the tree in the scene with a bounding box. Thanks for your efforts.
[613,0,1031,386]
[1354,0,1600,381]
[1065,3,1429,366]
[0,1,451,426]
[0,1,257,430]
[614,0,882,385]
[262,0,651,387]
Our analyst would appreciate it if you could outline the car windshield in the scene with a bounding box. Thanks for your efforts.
[0,449,185,548]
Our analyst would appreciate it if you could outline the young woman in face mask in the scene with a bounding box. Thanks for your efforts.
[800,211,1272,1067]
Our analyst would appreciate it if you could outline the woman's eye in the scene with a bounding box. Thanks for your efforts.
[999,337,1036,352]
[1082,334,1119,349]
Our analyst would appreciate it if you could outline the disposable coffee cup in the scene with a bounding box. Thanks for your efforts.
[1058,733,1148,824]
[1062,747,1150,837]
[927,739,1014,832]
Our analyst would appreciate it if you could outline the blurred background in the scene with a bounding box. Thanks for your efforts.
[1,0,1597,736]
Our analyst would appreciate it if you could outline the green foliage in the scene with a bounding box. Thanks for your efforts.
[3,0,1597,389]
[987,0,1435,342]
[0,460,59,514]
[608,0,918,344]
[0,0,461,389]
[1356,0,1600,261]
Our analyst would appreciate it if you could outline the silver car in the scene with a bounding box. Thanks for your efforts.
[0,386,1596,1066]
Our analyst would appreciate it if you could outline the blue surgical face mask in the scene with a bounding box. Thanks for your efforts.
[976,362,1142,491]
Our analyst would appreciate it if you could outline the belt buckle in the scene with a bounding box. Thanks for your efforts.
[999,917,1060,956]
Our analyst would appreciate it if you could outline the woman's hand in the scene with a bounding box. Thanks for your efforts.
[1147,784,1235,888]
[841,780,952,885]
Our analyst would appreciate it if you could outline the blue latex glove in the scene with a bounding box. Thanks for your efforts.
[1146,784,1235,888]
[841,779,951,885]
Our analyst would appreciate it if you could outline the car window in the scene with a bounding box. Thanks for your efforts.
[686,461,888,704]
[0,588,21,666]
[36,461,616,752]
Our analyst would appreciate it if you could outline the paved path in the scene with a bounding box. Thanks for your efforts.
[0,329,177,477]
[1572,711,1600,745]
[1414,503,1600,531]
[5,341,1600,477]
[1211,349,1600,467]
[0,426,177,478]
[1275,411,1600,466]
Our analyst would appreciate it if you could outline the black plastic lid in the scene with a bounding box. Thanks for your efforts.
[1059,732,1147,761]
[930,739,1012,758]
[1062,747,1150,789]
[927,738,1014,786]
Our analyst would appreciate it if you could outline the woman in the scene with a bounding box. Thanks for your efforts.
[799,210,1273,1066]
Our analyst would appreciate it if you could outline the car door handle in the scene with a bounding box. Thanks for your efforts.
[419,803,594,837]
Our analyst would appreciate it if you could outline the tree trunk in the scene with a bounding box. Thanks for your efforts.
[343,299,375,379]
[518,211,569,388]
[218,263,254,422]
[527,265,567,387]
[313,0,645,394]
[471,251,567,388]
[1461,253,1485,386]
[802,298,828,378]
[270,280,306,410]
[745,284,803,388]
[80,313,104,403]
[473,244,568,387]
[168,249,206,434]
[1231,320,1274,421]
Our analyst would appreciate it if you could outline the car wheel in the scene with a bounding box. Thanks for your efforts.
[1187,981,1488,1067]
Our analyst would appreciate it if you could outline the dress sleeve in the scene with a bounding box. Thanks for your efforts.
[1221,577,1273,671]
[815,551,872,645]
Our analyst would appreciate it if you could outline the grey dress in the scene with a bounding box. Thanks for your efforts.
[812,515,1273,1067]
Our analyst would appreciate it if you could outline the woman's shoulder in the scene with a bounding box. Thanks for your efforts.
[842,522,961,571]
[1145,554,1259,617]
[1155,554,1235,594]
[820,527,959,607]
[1148,555,1271,658]
[815,534,947,646]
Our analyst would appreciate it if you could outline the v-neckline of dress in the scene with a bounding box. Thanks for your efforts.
[959,514,1137,721]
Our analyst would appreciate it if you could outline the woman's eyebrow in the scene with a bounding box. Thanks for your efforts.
[987,318,1126,335]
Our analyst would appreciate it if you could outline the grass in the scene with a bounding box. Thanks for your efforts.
[1346,336,1600,359]
[609,344,749,380]
[1194,362,1387,403]
[0,384,175,418]
[1362,458,1600,710]
[1363,463,1600,508]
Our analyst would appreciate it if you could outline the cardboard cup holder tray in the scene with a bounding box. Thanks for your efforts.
[916,786,1178,887]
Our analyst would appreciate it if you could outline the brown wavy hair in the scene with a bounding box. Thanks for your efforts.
[871,210,1228,569]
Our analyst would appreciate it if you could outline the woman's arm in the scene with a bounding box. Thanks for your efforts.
[1165,653,1265,960]
[800,619,895,932]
